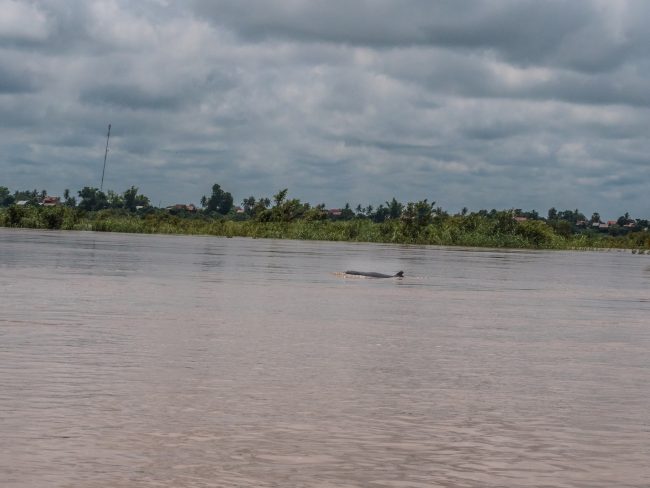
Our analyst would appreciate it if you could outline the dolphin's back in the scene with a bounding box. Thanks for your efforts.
[345,270,403,278]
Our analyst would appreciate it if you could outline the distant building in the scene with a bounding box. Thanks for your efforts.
[328,209,342,217]
[514,216,528,223]
[167,204,197,212]
[41,196,61,207]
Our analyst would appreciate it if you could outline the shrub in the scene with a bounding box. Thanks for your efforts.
[6,205,26,226]
[41,207,65,230]
[516,220,556,247]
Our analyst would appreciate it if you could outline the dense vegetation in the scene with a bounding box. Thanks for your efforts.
[1,184,649,251]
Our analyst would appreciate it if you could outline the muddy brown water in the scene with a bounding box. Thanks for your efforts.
[1,229,649,487]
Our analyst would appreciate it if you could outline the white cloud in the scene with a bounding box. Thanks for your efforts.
[0,0,49,41]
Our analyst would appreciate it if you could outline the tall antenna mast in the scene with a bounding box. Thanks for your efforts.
[100,123,111,191]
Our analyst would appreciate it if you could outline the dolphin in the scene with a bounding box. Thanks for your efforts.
[344,270,404,278]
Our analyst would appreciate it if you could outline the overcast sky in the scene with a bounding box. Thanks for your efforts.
[1,0,649,217]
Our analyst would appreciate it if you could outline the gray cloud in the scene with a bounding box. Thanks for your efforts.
[81,83,191,111]
[193,0,642,72]
[0,69,37,94]
[0,0,649,218]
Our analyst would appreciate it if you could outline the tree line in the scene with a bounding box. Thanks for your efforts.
[1,183,647,229]
[1,182,649,249]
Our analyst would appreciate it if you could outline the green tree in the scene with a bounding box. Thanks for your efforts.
[270,189,308,222]
[14,189,40,205]
[203,184,233,215]
[123,186,149,211]
[123,186,139,211]
[242,196,257,216]
[493,210,517,234]
[0,186,15,206]
[107,190,124,209]
[617,212,631,226]
[252,197,271,218]
[78,187,108,211]
[556,209,584,224]
[372,204,389,223]
[6,205,26,226]
[42,207,65,230]
[434,206,449,218]
[386,198,403,219]
[403,199,435,228]
[517,209,540,220]
[304,203,328,221]
[340,203,354,220]
[549,220,572,238]
[516,220,556,246]
[63,189,76,207]
[273,189,288,208]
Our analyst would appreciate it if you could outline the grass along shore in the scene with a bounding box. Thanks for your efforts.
[1,205,649,252]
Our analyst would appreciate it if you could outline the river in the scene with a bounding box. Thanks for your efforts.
[1,228,649,487]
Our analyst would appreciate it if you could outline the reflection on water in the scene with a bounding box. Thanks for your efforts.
[1,229,649,487]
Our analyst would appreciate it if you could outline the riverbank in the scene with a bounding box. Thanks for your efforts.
[1,206,649,251]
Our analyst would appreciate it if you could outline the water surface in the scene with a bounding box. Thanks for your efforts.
[1,229,649,487]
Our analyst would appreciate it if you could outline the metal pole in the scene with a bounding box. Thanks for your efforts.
[100,124,111,191]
